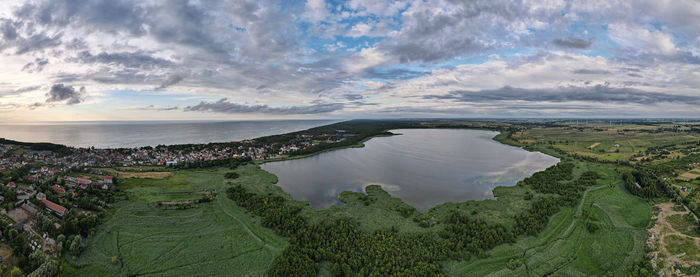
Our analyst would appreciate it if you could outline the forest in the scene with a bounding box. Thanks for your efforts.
[0,138,70,156]
[622,170,673,199]
[226,160,598,276]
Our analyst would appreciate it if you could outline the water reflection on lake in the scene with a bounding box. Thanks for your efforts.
[261,129,559,212]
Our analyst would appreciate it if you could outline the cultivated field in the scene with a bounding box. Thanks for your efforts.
[65,168,287,276]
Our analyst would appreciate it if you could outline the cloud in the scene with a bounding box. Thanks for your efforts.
[302,0,330,22]
[552,37,592,49]
[572,69,611,75]
[74,51,174,69]
[184,98,344,114]
[156,75,185,89]
[14,32,63,54]
[128,105,179,111]
[608,23,677,55]
[0,0,699,119]
[425,85,700,105]
[22,58,49,72]
[1,20,18,40]
[0,85,41,98]
[46,84,85,105]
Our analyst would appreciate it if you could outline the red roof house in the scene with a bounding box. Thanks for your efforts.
[42,199,67,217]
[7,182,16,188]
[75,177,92,185]
[52,185,66,195]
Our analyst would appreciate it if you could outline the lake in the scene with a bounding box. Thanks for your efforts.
[0,120,335,148]
[261,129,560,211]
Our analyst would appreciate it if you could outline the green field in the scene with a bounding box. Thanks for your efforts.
[445,165,651,276]
[65,168,287,276]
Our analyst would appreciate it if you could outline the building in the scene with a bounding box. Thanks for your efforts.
[75,177,92,185]
[41,199,67,217]
[103,176,113,184]
[51,185,66,195]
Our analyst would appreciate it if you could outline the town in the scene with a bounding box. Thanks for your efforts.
[0,129,355,276]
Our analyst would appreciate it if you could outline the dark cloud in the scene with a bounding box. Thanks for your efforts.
[184,98,344,114]
[425,85,700,105]
[27,102,43,109]
[573,69,610,75]
[156,75,185,89]
[1,20,18,40]
[22,58,49,72]
[342,94,363,101]
[46,83,85,104]
[74,51,173,69]
[15,32,63,54]
[553,37,592,49]
[375,1,528,63]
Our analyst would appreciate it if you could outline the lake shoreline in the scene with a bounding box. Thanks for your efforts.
[261,128,560,211]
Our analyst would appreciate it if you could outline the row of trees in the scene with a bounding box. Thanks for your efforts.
[172,156,252,169]
[622,170,673,199]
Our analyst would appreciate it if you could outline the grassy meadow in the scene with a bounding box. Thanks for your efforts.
[445,165,651,276]
[64,168,287,276]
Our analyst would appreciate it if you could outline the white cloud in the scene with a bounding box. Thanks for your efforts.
[302,0,330,22]
[347,23,373,38]
[608,23,678,55]
[344,47,392,74]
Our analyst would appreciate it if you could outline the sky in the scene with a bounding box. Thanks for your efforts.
[0,0,699,121]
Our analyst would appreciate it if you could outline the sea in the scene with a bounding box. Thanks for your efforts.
[0,120,337,148]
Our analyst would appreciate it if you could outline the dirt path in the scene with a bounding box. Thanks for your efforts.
[648,202,700,275]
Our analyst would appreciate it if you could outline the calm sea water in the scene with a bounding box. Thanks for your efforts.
[0,120,336,148]
[262,129,559,211]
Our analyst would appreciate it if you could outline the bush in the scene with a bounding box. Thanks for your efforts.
[224,172,240,179]
[506,259,521,270]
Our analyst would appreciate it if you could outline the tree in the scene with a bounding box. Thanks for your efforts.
[10,267,22,277]
[69,235,82,256]
[28,260,58,277]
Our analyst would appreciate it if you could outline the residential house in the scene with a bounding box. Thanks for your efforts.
[41,199,67,217]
